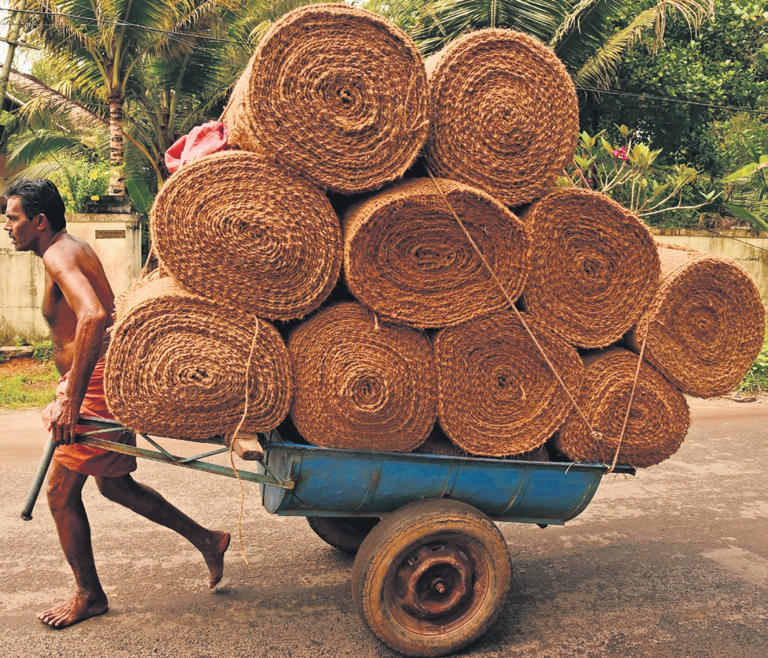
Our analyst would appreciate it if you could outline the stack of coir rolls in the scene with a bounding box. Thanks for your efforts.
[105,4,765,468]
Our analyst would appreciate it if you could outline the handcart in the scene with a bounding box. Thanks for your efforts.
[22,417,634,657]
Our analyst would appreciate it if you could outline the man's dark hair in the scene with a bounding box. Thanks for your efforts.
[6,178,66,231]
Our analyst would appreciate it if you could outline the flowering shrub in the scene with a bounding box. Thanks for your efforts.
[558,125,718,223]
[48,160,110,213]
[611,146,628,161]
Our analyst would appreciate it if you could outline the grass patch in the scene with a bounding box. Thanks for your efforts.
[739,329,768,393]
[0,358,59,410]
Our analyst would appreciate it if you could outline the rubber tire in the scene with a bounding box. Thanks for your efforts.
[351,499,511,657]
[306,516,379,554]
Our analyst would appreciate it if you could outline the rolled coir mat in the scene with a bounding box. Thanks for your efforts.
[434,312,583,457]
[288,302,437,451]
[424,28,578,207]
[150,150,341,321]
[627,244,765,397]
[221,4,428,194]
[521,188,660,348]
[105,277,292,439]
[554,348,690,468]
[344,177,531,328]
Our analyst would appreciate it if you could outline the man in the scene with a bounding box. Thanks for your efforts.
[5,179,230,629]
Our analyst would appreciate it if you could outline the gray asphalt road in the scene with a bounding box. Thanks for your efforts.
[1,398,767,657]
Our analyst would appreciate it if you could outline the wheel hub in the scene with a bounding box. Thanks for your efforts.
[394,542,474,619]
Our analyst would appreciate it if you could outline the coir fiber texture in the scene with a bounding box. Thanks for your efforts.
[434,311,583,457]
[288,302,437,451]
[554,348,690,468]
[521,188,660,348]
[150,150,341,321]
[221,4,428,194]
[105,277,292,439]
[627,244,765,397]
[424,28,578,207]
[344,177,531,328]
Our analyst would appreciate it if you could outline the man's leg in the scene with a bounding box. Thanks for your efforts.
[38,461,109,628]
[95,474,229,588]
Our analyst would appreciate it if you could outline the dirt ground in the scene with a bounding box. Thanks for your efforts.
[0,397,766,657]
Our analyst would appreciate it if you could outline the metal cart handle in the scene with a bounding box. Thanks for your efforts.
[20,438,56,521]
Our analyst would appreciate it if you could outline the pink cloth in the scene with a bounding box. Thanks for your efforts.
[43,360,137,477]
[165,121,229,173]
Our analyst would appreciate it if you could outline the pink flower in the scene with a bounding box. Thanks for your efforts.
[612,146,628,160]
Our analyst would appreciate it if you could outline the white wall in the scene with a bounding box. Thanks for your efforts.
[0,213,141,343]
[651,228,768,307]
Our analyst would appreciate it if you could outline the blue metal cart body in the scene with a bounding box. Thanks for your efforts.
[257,435,634,525]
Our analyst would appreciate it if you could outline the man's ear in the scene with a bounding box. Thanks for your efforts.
[33,213,50,231]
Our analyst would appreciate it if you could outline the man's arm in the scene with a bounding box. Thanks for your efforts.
[44,247,108,445]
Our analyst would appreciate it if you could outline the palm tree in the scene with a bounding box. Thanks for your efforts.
[17,0,243,196]
[373,0,713,89]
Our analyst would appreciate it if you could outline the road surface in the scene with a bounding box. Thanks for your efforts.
[1,397,766,657]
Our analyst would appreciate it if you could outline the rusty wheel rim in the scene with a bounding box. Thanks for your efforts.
[388,533,490,633]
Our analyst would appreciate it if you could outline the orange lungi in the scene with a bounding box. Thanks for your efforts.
[42,359,137,477]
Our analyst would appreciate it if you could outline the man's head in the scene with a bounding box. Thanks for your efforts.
[4,179,66,252]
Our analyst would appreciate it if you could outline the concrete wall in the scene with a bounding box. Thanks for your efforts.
[651,228,768,307]
[0,213,141,343]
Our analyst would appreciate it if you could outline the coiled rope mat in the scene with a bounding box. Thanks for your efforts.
[627,244,765,398]
[424,28,578,207]
[288,302,437,451]
[221,4,429,194]
[554,348,690,468]
[150,150,341,321]
[521,188,660,348]
[105,277,292,439]
[343,177,531,328]
[434,311,583,457]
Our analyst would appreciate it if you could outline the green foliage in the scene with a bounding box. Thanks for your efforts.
[0,361,59,410]
[46,160,111,214]
[739,330,768,392]
[583,0,768,175]
[32,341,54,363]
[559,124,718,224]
[373,0,710,88]
[11,0,254,192]
[717,122,768,229]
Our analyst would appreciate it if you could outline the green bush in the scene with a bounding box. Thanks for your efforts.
[48,159,111,213]
[32,340,54,362]
[739,330,768,393]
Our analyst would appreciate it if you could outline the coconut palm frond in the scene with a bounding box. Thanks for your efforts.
[6,129,98,169]
[29,0,103,53]
[549,0,612,50]
[558,0,711,79]
[9,161,63,182]
[408,0,569,55]
[572,6,659,88]
[9,71,107,129]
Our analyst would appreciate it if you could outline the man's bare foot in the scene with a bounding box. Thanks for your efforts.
[201,530,230,588]
[37,592,108,629]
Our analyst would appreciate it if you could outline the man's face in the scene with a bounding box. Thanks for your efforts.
[4,196,37,252]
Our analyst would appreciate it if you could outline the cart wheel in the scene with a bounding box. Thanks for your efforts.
[307,516,379,554]
[351,499,511,657]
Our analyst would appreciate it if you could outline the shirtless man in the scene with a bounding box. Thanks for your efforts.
[5,179,230,629]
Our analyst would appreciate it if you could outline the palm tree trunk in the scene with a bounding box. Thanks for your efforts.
[108,93,126,196]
